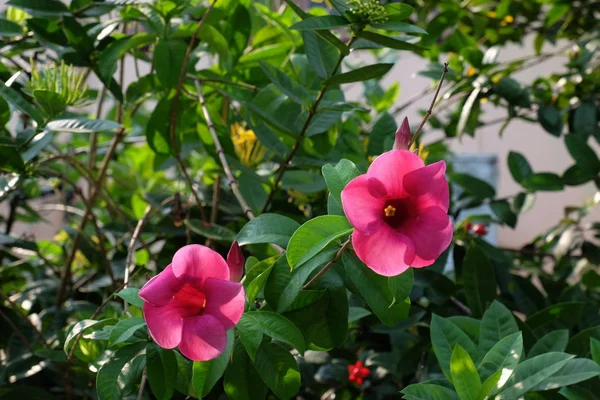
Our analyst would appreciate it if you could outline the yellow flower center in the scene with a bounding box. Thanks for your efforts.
[384,205,396,217]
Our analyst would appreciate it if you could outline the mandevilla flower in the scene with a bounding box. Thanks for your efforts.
[341,150,452,276]
[139,245,245,361]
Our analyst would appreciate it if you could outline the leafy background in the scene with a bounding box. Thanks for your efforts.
[1,0,600,399]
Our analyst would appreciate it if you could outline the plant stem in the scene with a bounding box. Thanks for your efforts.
[260,35,357,213]
[124,204,152,314]
[408,62,449,148]
[302,238,352,290]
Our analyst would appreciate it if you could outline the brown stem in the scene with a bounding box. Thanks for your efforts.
[137,367,147,400]
[449,296,472,316]
[302,239,352,290]
[56,129,124,306]
[408,62,449,148]
[260,35,357,213]
[168,1,217,224]
[124,204,152,314]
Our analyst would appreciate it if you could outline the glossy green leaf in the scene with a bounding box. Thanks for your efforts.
[33,90,66,117]
[224,342,268,400]
[533,358,600,391]
[528,330,569,358]
[253,342,301,400]
[431,314,478,381]
[303,30,340,79]
[64,319,117,353]
[236,214,300,248]
[115,288,144,308]
[538,104,563,136]
[565,134,600,171]
[146,343,176,400]
[325,63,394,86]
[259,61,313,106]
[573,101,597,137]
[0,82,45,126]
[477,370,502,400]
[507,151,533,184]
[7,0,70,17]
[46,118,120,133]
[457,87,482,138]
[463,245,497,317]
[451,173,496,199]
[451,345,481,399]
[154,39,187,89]
[495,352,574,399]
[108,317,146,346]
[478,332,522,386]
[0,145,25,173]
[192,330,234,397]
[237,311,306,360]
[526,302,585,331]
[401,383,460,400]
[96,342,146,400]
[479,300,519,355]
[97,33,155,81]
[322,159,360,205]
[591,337,600,366]
[355,31,424,52]
[290,15,350,30]
[385,3,414,20]
[522,172,564,192]
[286,215,352,269]
[0,18,23,37]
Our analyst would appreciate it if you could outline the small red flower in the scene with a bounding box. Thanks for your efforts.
[472,224,488,236]
[348,360,370,386]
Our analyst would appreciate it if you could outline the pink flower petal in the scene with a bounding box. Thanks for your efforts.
[367,150,424,197]
[403,161,449,212]
[367,177,388,198]
[172,245,229,286]
[352,225,416,277]
[203,278,245,330]
[403,207,453,267]
[341,175,385,235]
[143,301,183,349]
[139,264,183,307]
[178,314,227,361]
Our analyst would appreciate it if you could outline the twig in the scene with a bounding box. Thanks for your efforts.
[168,1,217,224]
[0,292,49,348]
[302,239,352,290]
[116,23,127,124]
[124,204,152,314]
[390,87,433,116]
[205,176,221,247]
[0,308,33,352]
[137,367,147,400]
[260,35,358,213]
[56,129,125,306]
[408,62,449,148]
[449,296,472,316]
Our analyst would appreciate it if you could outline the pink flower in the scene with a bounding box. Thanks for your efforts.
[139,245,245,361]
[341,150,452,276]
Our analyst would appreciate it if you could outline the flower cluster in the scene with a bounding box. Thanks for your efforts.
[348,360,370,385]
[231,122,268,167]
[348,0,388,24]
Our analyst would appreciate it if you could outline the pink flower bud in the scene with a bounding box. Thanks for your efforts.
[227,241,244,282]
[392,117,411,150]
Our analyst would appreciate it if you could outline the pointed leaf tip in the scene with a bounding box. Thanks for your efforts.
[227,241,244,282]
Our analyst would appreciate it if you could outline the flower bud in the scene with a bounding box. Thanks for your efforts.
[227,241,244,282]
[472,224,488,236]
[393,117,411,150]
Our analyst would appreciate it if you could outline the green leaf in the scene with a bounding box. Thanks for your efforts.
[385,3,414,20]
[236,214,300,248]
[325,63,394,86]
[259,61,313,106]
[463,246,497,317]
[401,383,460,400]
[253,342,301,400]
[559,386,600,400]
[0,144,25,173]
[281,170,327,192]
[495,352,574,399]
[146,343,177,400]
[303,30,340,80]
[146,96,174,155]
[245,258,276,305]
[355,31,424,52]
[286,215,352,269]
[565,134,600,171]
[192,330,234,397]
[451,345,481,399]
[290,15,350,30]
[457,87,482,137]
[528,330,569,358]
[368,111,396,155]
[97,33,155,81]
[96,342,146,400]
[343,252,412,326]
[46,118,120,133]
[538,104,563,136]
[224,342,268,400]
[115,288,144,308]
[0,18,23,37]
[64,319,116,353]
[477,371,502,400]
[573,101,597,137]
[479,300,519,356]
[348,307,372,322]
[7,0,70,17]
[322,159,360,205]
[154,39,187,89]
[372,21,427,34]
[108,317,146,346]
[533,358,600,391]
[591,337,600,366]
[489,200,517,228]
[237,311,306,360]
[526,302,585,332]
[32,90,66,117]
[478,332,522,386]
[0,82,45,126]
[431,314,478,381]
[451,173,496,199]
[507,151,533,184]
[522,172,564,192]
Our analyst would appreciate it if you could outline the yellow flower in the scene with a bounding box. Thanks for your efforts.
[231,122,268,167]
[480,97,488,104]
[503,15,514,24]
[491,75,502,84]
[466,67,477,77]
[487,11,497,18]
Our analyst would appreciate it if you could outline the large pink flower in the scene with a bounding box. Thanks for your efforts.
[341,150,452,276]
[139,245,245,361]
